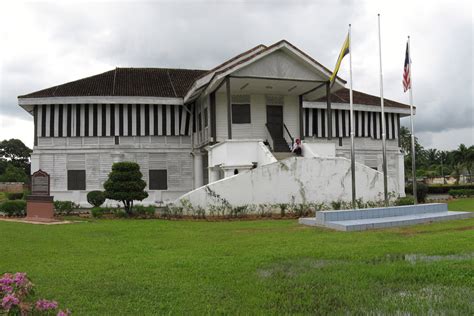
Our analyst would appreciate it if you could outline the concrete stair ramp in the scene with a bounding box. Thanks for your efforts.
[299,203,473,231]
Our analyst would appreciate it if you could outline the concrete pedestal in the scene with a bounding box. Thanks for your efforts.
[26,195,55,222]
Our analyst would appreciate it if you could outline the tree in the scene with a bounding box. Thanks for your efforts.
[453,144,474,183]
[103,162,148,214]
[0,139,32,176]
[0,165,28,183]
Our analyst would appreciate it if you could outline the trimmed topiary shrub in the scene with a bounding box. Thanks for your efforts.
[406,182,428,203]
[0,200,27,216]
[6,192,24,200]
[87,190,106,207]
[103,162,148,215]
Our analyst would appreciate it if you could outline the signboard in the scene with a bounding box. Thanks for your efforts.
[31,170,50,196]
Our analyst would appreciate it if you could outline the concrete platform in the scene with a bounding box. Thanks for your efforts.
[299,203,473,231]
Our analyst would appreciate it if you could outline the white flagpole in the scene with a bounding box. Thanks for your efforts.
[378,14,389,206]
[408,36,417,203]
[349,24,356,208]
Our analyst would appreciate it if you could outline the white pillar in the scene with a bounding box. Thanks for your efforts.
[193,152,203,188]
[398,152,406,197]
[208,167,220,184]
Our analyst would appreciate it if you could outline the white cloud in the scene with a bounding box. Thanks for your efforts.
[0,0,472,150]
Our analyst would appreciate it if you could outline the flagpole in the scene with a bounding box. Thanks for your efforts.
[378,14,389,206]
[349,24,356,208]
[408,35,417,203]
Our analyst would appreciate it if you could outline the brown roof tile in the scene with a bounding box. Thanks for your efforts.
[19,67,207,99]
[316,88,410,109]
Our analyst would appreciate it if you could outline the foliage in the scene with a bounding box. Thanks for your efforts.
[427,184,474,194]
[0,272,70,315]
[0,200,27,216]
[86,191,106,207]
[132,205,156,218]
[54,201,79,215]
[395,196,415,206]
[448,189,474,198]
[0,139,32,174]
[0,165,28,183]
[406,182,428,203]
[103,162,148,215]
[91,206,112,218]
[6,192,23,200]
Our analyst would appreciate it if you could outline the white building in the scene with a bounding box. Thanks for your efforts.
[18,40,412,207]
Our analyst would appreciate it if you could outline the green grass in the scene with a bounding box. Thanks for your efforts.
[0,199,473,315]
[0,192,6,203]
[447,197,474,212]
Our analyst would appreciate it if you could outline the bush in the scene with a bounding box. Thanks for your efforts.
[103,162,148,214]
[0,200,27,216]
[132,205,156,218]
[449,189,474,198]
[406,182,428,203]
[427,184,474,194]
[396,196,415,206]
[6,192,23,200]
[91,206,112,218]
[87,190,106,207]
[53,201,78,215]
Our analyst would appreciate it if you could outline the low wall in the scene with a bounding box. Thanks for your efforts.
[178,156,399,208]
[0,182,25,193]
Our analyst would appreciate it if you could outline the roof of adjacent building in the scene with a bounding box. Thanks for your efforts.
[19,68,207,99]
[315,88,410,109]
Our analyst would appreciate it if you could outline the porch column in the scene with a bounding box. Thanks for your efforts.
[210,91,217,143]
[326,81,332,140]
[299,95,304,140]
[226,77,232,139]
[193,151,203,189]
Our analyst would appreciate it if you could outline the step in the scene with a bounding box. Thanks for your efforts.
[299,211,473,231]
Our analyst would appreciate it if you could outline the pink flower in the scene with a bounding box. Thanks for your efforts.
[57,309,72,316]
[0,276,14,286]
[35,299,58,311]
[0,285,13,293]
[1,294,19,310]
[13,273,27,286]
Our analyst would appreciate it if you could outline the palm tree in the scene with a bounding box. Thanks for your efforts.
[453,144,473,183]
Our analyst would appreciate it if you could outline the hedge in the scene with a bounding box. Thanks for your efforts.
[427,184,474,194]
[405,183,428,203]
[7,192,24,200]
[0,200,27,216]
[448,189,474,198]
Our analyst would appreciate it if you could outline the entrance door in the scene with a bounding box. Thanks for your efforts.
[266,105,283,137]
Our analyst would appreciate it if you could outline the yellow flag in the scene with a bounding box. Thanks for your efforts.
[329,33,350,85]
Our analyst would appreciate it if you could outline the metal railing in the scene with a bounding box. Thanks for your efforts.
[283,123,294,147]
[264,123,274,151]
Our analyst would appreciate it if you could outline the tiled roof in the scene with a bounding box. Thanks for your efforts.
[19,68,207,99]
[315,88,411,109]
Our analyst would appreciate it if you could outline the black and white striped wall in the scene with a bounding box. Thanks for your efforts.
[33,104,192,139]
[303,108,400,140]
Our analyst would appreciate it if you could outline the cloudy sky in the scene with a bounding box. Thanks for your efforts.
[0,0,472,150]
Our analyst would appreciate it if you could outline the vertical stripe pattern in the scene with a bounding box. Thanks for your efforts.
[34,104,192,137]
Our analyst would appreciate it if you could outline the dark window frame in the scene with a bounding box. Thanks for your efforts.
[149,169,168,190]
[231,104,251,124]
[67,170,86,190]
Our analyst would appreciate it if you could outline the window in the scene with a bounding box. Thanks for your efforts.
[67,170,86,190]
[149,170,167,190]
[203,108,208,127]
[232,104,251,124]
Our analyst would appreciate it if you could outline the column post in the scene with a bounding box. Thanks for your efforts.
[226,77,232,139]
[193,151,203,189]
[326,81,332,140]
[299,95,304,139]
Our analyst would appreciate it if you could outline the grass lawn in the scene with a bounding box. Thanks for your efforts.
[1,199,473,315]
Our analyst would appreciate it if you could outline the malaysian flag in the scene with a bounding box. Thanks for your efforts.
[403,42,411,92]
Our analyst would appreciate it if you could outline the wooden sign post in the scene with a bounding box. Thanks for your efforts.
[26,170,55,222]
